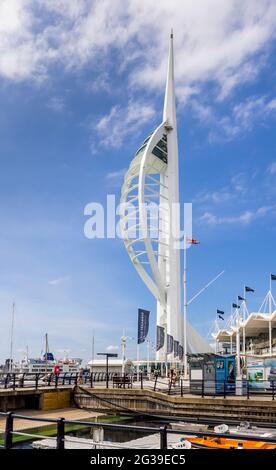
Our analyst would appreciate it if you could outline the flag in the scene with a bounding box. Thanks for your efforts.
[167,334,174,354]
[232,303,240,309]
[178,345,184,360]
[217,309,224,315]
[186,237,200,245]
[218,315,224,321]
[245,286,254,293]
[156,326,165,351]
[137,308,150,344]
[238,296,245,302]
[174,340,179,358]
[271,274,276,281]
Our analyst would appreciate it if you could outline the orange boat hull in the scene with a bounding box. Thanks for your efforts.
[188,437,276,450]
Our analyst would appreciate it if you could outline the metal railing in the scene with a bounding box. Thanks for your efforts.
[1,411,276,449]
[0,372,122,390]
[1,372,275,400]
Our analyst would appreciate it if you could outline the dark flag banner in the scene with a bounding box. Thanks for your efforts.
[232,303,240,309]
[137,308,150,344]
[167,334,174,354]
[156,325,165,351]
[174,340,179,358]
[271,274,276,281]
[218,315,224,321]
[238,296,245,301]
[178,345,184,360]
[217,309,224,315]
[245,286,255,292]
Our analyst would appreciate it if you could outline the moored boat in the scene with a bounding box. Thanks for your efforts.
[187,436,276,449]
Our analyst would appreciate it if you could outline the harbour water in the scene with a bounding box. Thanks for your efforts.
[13,419,166,449]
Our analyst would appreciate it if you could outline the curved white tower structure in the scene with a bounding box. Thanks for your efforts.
[120,33,211,363]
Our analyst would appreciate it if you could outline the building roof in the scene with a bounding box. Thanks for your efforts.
[88,359,123,366]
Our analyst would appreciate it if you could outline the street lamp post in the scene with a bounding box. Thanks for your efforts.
[97,353,118,389]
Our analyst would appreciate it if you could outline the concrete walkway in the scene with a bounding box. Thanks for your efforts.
[0,408,103,432]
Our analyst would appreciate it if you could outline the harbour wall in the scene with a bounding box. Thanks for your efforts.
[2,385,276,424]
[0,387,71,412]
[74,387,276,423]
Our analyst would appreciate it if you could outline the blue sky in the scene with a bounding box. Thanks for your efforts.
[0,0,276,363]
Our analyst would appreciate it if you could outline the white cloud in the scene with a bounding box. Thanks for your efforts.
[194,172,247,205]
[106,344,119,352]
[46,96,65,113]
[95,100,155,148]
[105,168,126,186]
[268,162,276,174]
[48,276,70,286]
[198,205,276,226]
[194,95,276,142]
[0,0,275,99]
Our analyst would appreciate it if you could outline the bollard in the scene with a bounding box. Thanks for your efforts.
[247,380,250,400]
[4,412,14,449]
[4,374,9,390]
[201,380,204,398]
[181,379,183,397]
[90,372,93,388]
[56,417,65,449]
[140,373,143,390]
[272,381,275,401]
[154,375,158,392]
[160,426,167,449]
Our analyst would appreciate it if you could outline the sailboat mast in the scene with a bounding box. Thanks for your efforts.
[45,333,48,373]
[9,302,15,372]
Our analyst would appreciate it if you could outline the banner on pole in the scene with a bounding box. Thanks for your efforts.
[137,308,150,344]
[178,345,183,360]
[167,334,174,354]
[156,326,165,351]
[174,340,179,358]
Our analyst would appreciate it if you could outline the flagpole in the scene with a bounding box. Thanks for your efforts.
[269,273,272,315]
[183,235,188,380]
[136,343,139,379]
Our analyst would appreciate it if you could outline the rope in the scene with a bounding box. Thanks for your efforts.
[73,385,276,428]
[73,385,162,420]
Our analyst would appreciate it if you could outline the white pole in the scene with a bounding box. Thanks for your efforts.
[230,335,233,354]
[90,333,94,378]
[136,343,139,379]
[121,332,126,375]
[269,274,272,357]
[236,328,240,377]
[183,237,188,379]
[147,340,150,377]
[164,321,168,378]
[269,320,272,357]
[9,302,15,372]
[269,273,272,315]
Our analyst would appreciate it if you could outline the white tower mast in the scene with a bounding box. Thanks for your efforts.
[162,31,182,359]
[120,32,211,366]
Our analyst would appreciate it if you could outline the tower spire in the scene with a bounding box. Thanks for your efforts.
[163,31,176,127]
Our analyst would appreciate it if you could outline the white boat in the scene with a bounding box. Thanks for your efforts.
[170,421,276,439]
[19,334,82,375]
[19,356,82,374]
